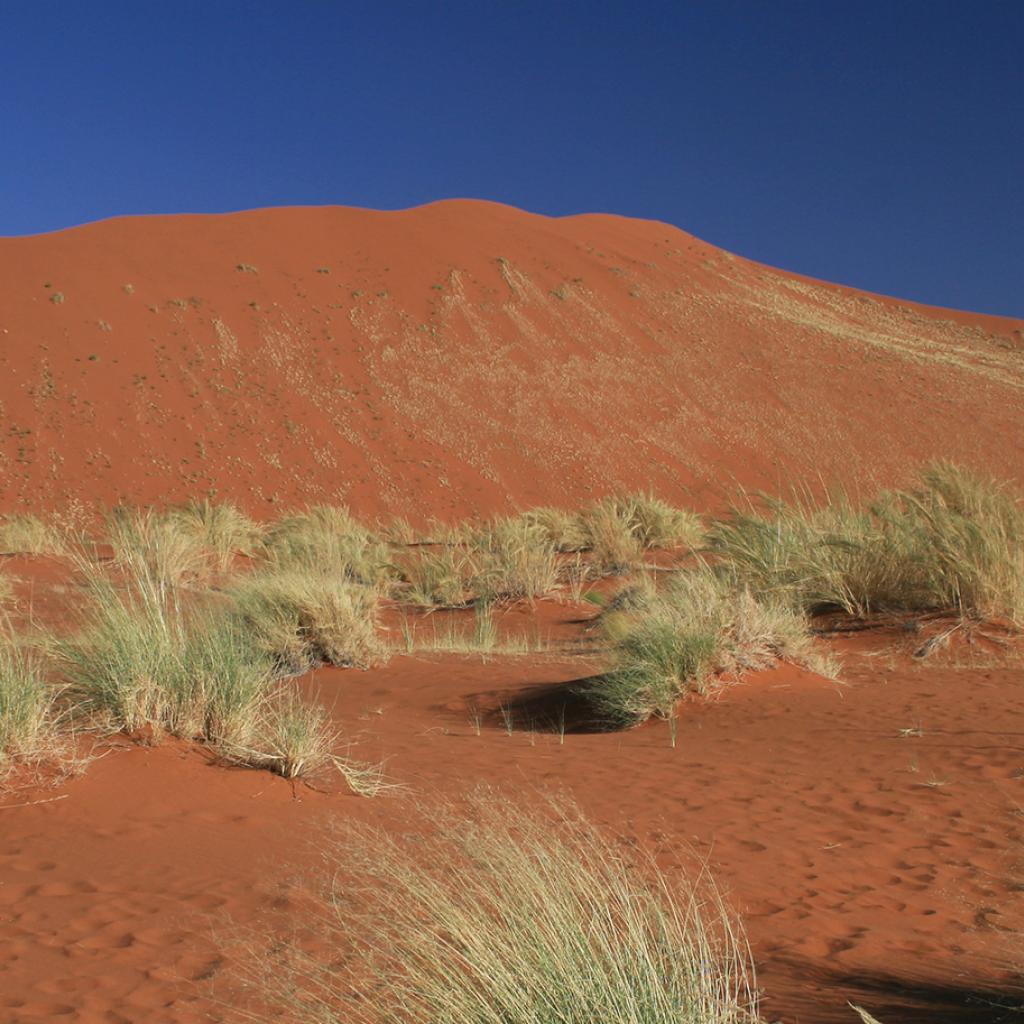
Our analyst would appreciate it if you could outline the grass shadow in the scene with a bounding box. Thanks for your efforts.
[766,957,1023,1024]
[479,675,614,734]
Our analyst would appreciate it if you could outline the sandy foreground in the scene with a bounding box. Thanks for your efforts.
[2,594,1021,1024]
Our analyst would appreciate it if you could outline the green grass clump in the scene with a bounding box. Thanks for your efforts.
[0,643,59,774]
[54,567,273,744]
[246,791,758,1024]
[0,514,66,556]
[263,505,390,586]
[589,568,830,726]
[230,570,384,674]
[709,463,1024,624]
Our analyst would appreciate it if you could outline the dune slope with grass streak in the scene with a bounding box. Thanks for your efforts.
[1,200,1022,520]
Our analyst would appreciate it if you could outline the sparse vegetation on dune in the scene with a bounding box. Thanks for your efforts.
[244,791,758,1024]
[2,462,1021,775]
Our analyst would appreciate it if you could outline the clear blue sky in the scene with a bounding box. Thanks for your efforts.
[1,1,1021,316]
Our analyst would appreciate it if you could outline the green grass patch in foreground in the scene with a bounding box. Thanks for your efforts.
[241,791,758,1024]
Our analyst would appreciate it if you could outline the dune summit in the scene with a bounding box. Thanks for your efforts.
[1,199,1022,519]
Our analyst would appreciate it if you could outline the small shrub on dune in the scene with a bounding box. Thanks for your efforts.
[0,514,66,557]
[589,568,830,727]
[166,499,264,572]
[230,571,384,674]
[263,505,390,586]
[0,642,60,774]
[244,791,758,1024]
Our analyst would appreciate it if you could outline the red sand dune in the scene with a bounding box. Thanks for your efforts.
[1,200,1022,519]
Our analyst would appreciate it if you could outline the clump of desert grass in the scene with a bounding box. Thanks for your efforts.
[579,494,702,575]
[396,546,478,607]
[708,463,1024,625]
[395,517,562,607]
[0,513,66,557]
[165,499,264,572]
[0,640,62,777]
[588,567,832,727]
[239,790,758,1024]
[263,505,390,586]
[53,562,274,744]
[51,562,377,781]
[470,517,560,602]
[105,506,217,587]
[517,506,591,552]
[229,570,385,674]
[216,682,338,779]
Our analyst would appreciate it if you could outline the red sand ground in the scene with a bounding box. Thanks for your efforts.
[1,200,1022,520]
[2,203,1024,1023]
[2,602,1022,1024]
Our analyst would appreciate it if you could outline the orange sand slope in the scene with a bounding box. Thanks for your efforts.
[2,200,1022,519]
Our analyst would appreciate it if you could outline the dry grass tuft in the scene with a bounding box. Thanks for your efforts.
[0,640,63,777]
[263,505,390,586]
[0,514,66,557]
[709,463,1024,624]
[589,567,833,726]
[230,570,384,674]
[52,560,274,746]
[471,518,561,602]
[240,790,758,1024]
[217,683,338,779]
[166,499,264,572]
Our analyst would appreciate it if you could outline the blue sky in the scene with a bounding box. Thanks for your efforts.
[1,1,1020,315]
